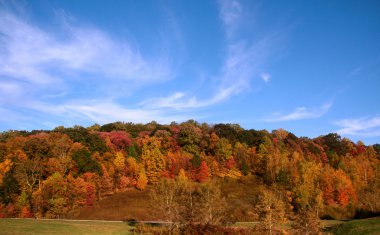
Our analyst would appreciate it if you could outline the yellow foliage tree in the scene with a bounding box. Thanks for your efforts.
[177,168,188,186]
[141,137,165,184]
[113,151,125,171]
[0,159,13,184]
[136,170,148,190]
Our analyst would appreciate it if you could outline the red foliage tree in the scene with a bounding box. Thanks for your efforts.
[99,131,132,151]
[19,206,33,218]
[197,161,210,183]
[225,157,236,170]
[86,184,96,208]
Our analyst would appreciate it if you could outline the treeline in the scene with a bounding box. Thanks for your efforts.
[0,120,379,220]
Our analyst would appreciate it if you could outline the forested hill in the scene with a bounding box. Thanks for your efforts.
[0,120,379,220]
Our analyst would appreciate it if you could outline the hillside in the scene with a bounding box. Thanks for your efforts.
[0,121,379,225]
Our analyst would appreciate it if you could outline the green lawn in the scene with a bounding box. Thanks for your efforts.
[324,218,380,235]
[0,219,132,235]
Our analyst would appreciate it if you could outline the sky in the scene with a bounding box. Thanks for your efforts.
[0,0,380,144]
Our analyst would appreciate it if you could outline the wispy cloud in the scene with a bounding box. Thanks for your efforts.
[218,0,242,37]
[27,100,190,126]
[143,0,279,110]
[0,2,288,129]
[0,9,171,98]
[0,7,175,128]
[260,73,270,83]
[264,102,332,122]
[142,38,272,109]
[334,116,380,137]
[142,85,240,109]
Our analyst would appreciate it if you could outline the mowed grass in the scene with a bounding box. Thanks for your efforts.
[0,219,132,235]
[326,217,380,235]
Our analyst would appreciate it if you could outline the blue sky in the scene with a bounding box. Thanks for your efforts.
[0,0,380,144]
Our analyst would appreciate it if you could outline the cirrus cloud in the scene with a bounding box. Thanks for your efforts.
[334,116,380,137]
[264,102,333,122]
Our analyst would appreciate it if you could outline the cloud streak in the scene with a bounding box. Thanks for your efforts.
[143,0,278,110]
[264,102,332,122]
[0,7,177,128]
[335,116,380,137]
[0,1,288,129]
[0,10,171,98]
[27,100,190,126]
[218,0,243,38]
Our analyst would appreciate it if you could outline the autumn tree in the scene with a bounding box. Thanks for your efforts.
[141,137,165,184]
[258,136,281,184]
[40,172,68,218]
[294,160,323,216]
[99,131,131,151]
[292,209,321,235]
[215,138,233,162]
[0,159,13,185]
[178,123,202,155]
[14,149,42,195]
[136,170,148,190]
[255,190,286,235]
[98,164,113,198]
[197,181,229,225]
[150,179,180,223]
[177,168,188,185]
[71,147,101,174]
[196,161,210,183]
[113,151,126,172]
[150,178,229,229]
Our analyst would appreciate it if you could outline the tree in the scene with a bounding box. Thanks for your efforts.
[14,150,42,195]
[48,197,67,219]
[99,165,113,198]
[99,131,131,151]
[126,157,139,178]
[113,151,125,172]
[66,175,87,212]
[294,161,323,212]
[196,161,210,183]
[197,181,229,225]
[178,123,202,155]
[0,159,13,185]
[177,168,188,185]
[150,179,229,229]
[136,170,148,190]
[141,137,165,184]
[150,179,180,223]
[215,138,233,162]
[255,190,286,235]
[71,147,101,174]
[292,209,321,235]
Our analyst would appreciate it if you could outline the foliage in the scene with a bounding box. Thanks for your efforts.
[0,121,379,221]
[136,170,148,190]
[71,148,101,174]
[141,137,165,184]
[292,209,321,235]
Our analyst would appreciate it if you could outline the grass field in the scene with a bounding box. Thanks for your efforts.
[0,219,132,235]
[1,217,379,234]
[325,217,380,235]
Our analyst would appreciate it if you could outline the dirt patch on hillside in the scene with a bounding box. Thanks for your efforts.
[74,176,263,222]
[75,188,154,221]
